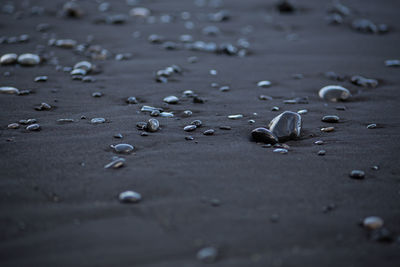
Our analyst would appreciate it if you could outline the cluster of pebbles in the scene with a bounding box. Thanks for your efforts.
[1,0,398,261]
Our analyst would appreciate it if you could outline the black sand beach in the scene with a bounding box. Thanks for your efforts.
[1,0,400,266]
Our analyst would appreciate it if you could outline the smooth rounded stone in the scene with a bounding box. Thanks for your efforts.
[219,126,231,130]
[314,140,324,145]
[318,150,326,156]
[259,95,273,101]
[19,119,37,125]
[367,123,377,129]
[385,59,400,67]
[34,76,48,82]
[150,110,160,117]
[26,124,41,131]
[193,96,205,103]
[57,118,74,123]
[148,34,164,44]
[160,112,174,118]
[184,125,197,132]
[73,61,92,72]
[70,68,87,76]
[273,143,290,150]
[349,170,365,179]
[63,1,84,18]
[228,114,243,120]
[126,96,138,104]
[251,128,278,144]
[91,118,106,124]
[257,80,271,88]
[183,90,195,97]
[219,85,230,92]
[35,102,52,111]
[268,111,302,142]
[146,118,160,132]
[92,92,103,97]
[322,115,340,123]
[297,109,308,115]
[163,95,179,104]
[129,7,151,17]
[321,127,335,132]
[141,105,162,113]
[336,106,346,111]
[104,157,125,169]
[55,39,77,48]
[1,53,17,65]
[351,75,378,88]
[0,86,19,94]
[191,120,202,127]
[119,190,141,203]
[7,123,19,129]
[17,53,40,66]
[371,165,379,171]
[273,148,288,154]
[107,14,128,24]
[248,119,255,124]
[203,129,215,135]
[112,143,134,154]
[319,85,351,102]
[196,247,218,263]
[271,106,280,111]
[363,216,384,230]
[183,110,192,117]
[185,136,194,141]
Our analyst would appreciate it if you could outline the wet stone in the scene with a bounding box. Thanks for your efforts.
[203,129,215,135]
[141,106,162,113]
[251,128,278,144]
[70,68,87,76]
[126,96,138,104]
[91,118,106,124]
[74,61,92,72]
[367,123,377,129]
[34,76,48,82]
[55,39,77,49]
[322,115,340,123]
[297,109,308,115]
[283,97,308,104]
[259,95,273,101]
[248,119,255,124]
[268,111,302,142]
[17,53,40,66]
[183,110,193,117]
[319,85,351,102]
[7,123,19,129]
[146,118,160,132]
[321,127,335,132]
[219,85,230,92]
[104,157,125,169]
[119,191,141,203]
[219,126,231,130]
[0,86,19,94]
[273,148,288,154]
[57,118,74,123]
[385,59,400,67]
[163,95,179,104]
[150,110,160,117]
[349,170,365,179]
[112,144,134,154]
[314,140,324,145]
[351,75,378,88]
[228,114,243,119]
[184,125,197,132]
[35,102,52,111]
[185,136,194,141]
[92,92,103,97]
[191,120,202,127]
[1,53,17,65]
[26,124,41,131]
[257,80,271,88]
[197,247,218,263]
[363,216,384,230]
[318,150,326,156]
[271,106,280,111]
[160,112,174,118]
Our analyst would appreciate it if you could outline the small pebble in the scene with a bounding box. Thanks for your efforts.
[363,216,384,230]
[34,76,48,82]
[184,125,197,132]
[203,129,215,135]
[119,191,142,203]
[349,170,365,179]
[126,96,138,104]
[319,85,351,102]
[257,80,271,88]
[228,114,243,119]
[104,157,125,169]
[196,247,218,263]
[0,86,19,94]
[321,127,335,132]
[163,95,179,104]
[91,118,106,124]
[273,148,288,154]
[112,144,134,154]
[318,150,326,156]
[17,53,40,66]
[322,115,340,123]
[185,136,194,141]
[7,123,19,129]
[191,120,202,127]
[0,53,18,65]
[367,123,377,129]
[26,124,41,131]
[146,118,160,132]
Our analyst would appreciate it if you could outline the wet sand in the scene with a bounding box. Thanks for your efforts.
[1,0,400,266]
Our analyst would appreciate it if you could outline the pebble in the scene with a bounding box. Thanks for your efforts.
[349,170,365,179]
[219,126,231,130]
[104,157,125,169]
[352,19,388,34]
[160,112,174,118]
[163,95,179,104]
[268,111,302,142]
[184,125,197,132]
[321,127,335,132]
[119,191,142,203]
[19,119,37,125]
[146,118,160,132]
[57,119,74,123]
[7,123,19,129]
[17,53,40,66]
[183,110,193,117]
[126,96,138,104]
[314,140,324,145]
[385,59,400,67]
[371,165,379,171]
[70,68,87,76]
[91,118,106,124]
[257,80,271,88]
[228,114,243,119]
[63,1,84,18]
[351,75,378,88]
[0,86,19,94]
[92,92,103,97]
[193,96,205,103]
[196,247,218,263]
[251,128,279,144]
[112,144,134,154]
[35,102,52,111]
[141,106,162,113]
[271,106,280,111]
[74,61,92,72]
[185,136,194,141]
[367,123,377,129]
[0,53,18,65]
[26,124,41,131]
[219,85,230,92]
[34,76,48,82]
[297,109,308,115]
[150,110,160,117]
[273,148,288,154]
[319,85,351,102]
[322,115,340,123]
[318,150,326,156]
[363,216,384,230]
[191,120,202,127]
[129,7,151,17]
[55,39,77,49]
[259,95,273,101]
[203,129,215,135]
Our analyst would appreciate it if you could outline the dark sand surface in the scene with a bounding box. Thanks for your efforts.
[1,0,400,266]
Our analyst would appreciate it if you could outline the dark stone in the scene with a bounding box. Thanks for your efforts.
[322,115,340,123]
[191,120,202,127]
[268,111,302,142]
[146,119,160,132]
[112,144,134,154]
[251,127,279,144]
[203,129,215,135]
[349,170,365,179]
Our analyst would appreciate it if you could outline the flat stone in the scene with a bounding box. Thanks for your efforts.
[191,120,202,127]
[268,111,302,142]
[160,112,174,118]
[197,247,218,263]
[297,109,308,115]
[228,114,243,119]
[163,95,179,104]
[26,124,41,131]
[321,127,335,132]
[55,39,77,48]
[363,216,384,230]
[17,53,40,66]
[34,76,48,82]
[184,125,197,132]
[119,191,141,203]
[91,118,106,124]
[112,144,134,154]
[259,95,273,101]
[0,86,19,94]
[146,118,160,132]
[0,53,17,65]
[367,123,377,129]
[319,85,351,102]
[322,115,340,123]
[104,157,125,169]
[273,148,288,154]
[349,170,365,179]
[251,127,279,144]
[7,123,19,129]
[203,129,215,135]
[129,7,151,17]
[257,80,271,88]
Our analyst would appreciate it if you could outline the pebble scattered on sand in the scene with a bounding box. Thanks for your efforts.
[349,170,365,179]
[228,114,243,119]
[273,148,288,154]
[197,247,218,263]
[146,118,160,132]
[26,123,41,131]
[257,80,271,88]
[351,75,378,88]
[0,86,19,94]
[319,85,351,102]
[184,125,197,132]
[163,95,179,104]
[104,157,125,169]
[91,118,106,124]
[322,115,340,123]
[321,126,335,132]
[363,216,384,230]
[7,123,19,129]
[268,111,302,142]
[17,53,40,66]
[0,53,18,65]
[203,129,215,135]
[112,144,134,154]
[119,191,141,203]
